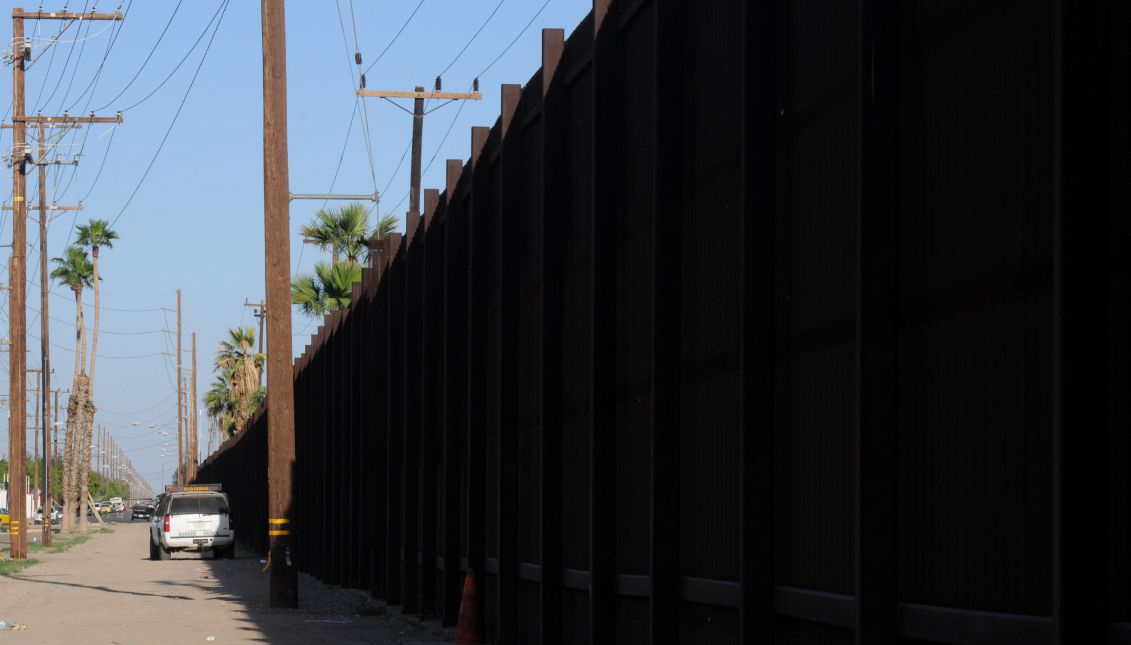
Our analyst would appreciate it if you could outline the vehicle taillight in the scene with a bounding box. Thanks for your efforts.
[163,514,171,532]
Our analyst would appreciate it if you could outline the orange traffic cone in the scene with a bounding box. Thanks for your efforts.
[455,568,484,644]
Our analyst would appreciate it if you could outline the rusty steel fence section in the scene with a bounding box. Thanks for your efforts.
[195,0,1130,643]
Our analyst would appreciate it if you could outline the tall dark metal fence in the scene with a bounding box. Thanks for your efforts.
[195,0,1130,642]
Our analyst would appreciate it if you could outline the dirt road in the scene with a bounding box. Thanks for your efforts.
[0,521,448,644]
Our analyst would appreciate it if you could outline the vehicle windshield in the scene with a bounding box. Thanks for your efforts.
[168,495,228,515]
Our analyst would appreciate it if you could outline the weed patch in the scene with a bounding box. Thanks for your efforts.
[0,558,40,576]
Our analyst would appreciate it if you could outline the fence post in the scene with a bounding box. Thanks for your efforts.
[442,160,468,626]
[739,0,777,640]
[465,126,492,616]
[650,0,687,641]
[537,26,567,645]
[1052,2,1112,642]
[496,81,524,645]
[854,0,900,642]
[590,1,619,641]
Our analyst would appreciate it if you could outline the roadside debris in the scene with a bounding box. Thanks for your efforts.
[0,620,29,631]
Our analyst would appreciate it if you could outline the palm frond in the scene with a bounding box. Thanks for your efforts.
[49,246,94,289]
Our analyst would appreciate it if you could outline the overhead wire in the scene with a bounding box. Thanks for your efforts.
[92,0,184,112]
[333,0,379,201]
[109,0,230,229]
[385,0,553,218]
[436,0,505,79]
[475,0,553,80]
[111,0,226,114]
[362,0,425,75]
[63,0,134,112]
[53,2,100,113]
[34,0,90,113]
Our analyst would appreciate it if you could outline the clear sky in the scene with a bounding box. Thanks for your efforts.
[0,0,593,493]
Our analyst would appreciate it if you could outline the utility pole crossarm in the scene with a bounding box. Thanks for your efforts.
[289,192,378,202]
[12,9,123,20]
[2,204,81,211]
[13,114,123,124]
[356,89,483,100]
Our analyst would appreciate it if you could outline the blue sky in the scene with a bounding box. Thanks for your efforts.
[0,0,593,492]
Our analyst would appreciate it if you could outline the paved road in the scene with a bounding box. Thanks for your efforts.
[0,521,448,644]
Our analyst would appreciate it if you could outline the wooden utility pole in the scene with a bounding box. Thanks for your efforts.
[191,332,198,480]
[7,6,122,558]
[356,86,482,223]
[176,289,183,485]
[36,122,57,546]
[262,0,298,608]
[52,384,59,454]
[8,7,28,561]
[30,379,39,513]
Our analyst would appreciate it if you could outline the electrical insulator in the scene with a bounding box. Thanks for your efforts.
[473,78,479,92]
[354,51,362,66]
[359,73,366,89]
[435,76,442,91]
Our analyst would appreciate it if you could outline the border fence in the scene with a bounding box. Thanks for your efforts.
[195,0,1129,642]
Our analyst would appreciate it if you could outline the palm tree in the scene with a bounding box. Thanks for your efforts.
[372,213,398,242]
[300,208,343,263]
[74,219,118,392]
[215,327,264,433]
[205,372,239,438]
[49,246,93,532]
[50,247,94,380]
[300,203,387,265]
[291,261,362,316]
[73,220,117,530]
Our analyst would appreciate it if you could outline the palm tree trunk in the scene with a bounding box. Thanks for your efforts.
[78,291,88,377]
[88,246,100,393]
[61,392,77,532]
[62,288,86,531]
[76,389,94,532]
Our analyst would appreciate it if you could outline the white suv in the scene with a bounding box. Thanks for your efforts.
[149,485,235,560]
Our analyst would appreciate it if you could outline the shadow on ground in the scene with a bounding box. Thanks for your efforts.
[198,541,451,644]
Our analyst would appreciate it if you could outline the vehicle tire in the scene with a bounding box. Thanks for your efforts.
[149,538,159,560]
[157,541,171,561]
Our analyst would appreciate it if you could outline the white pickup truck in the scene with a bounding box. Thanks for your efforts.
[149,485,235,560]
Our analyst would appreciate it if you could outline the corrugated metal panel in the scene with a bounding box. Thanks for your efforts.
[772,0,858,597]
[896,0,1054,616]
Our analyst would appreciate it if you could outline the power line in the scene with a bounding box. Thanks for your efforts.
[436,0,505,79]
[333,0,379,197]
[408,0,553,206]
[362,0,425,75]
[34,0,91,112]
[64,0,134,112]
[92,0,184,111]
[475,0,553,79]
[78,124,117,202]
[53,2,100,113]
[113,0,226,114]
[109,0,230,228]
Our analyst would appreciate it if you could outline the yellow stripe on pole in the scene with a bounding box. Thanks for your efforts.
[267,518,289,524]
[268,529,290,536]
